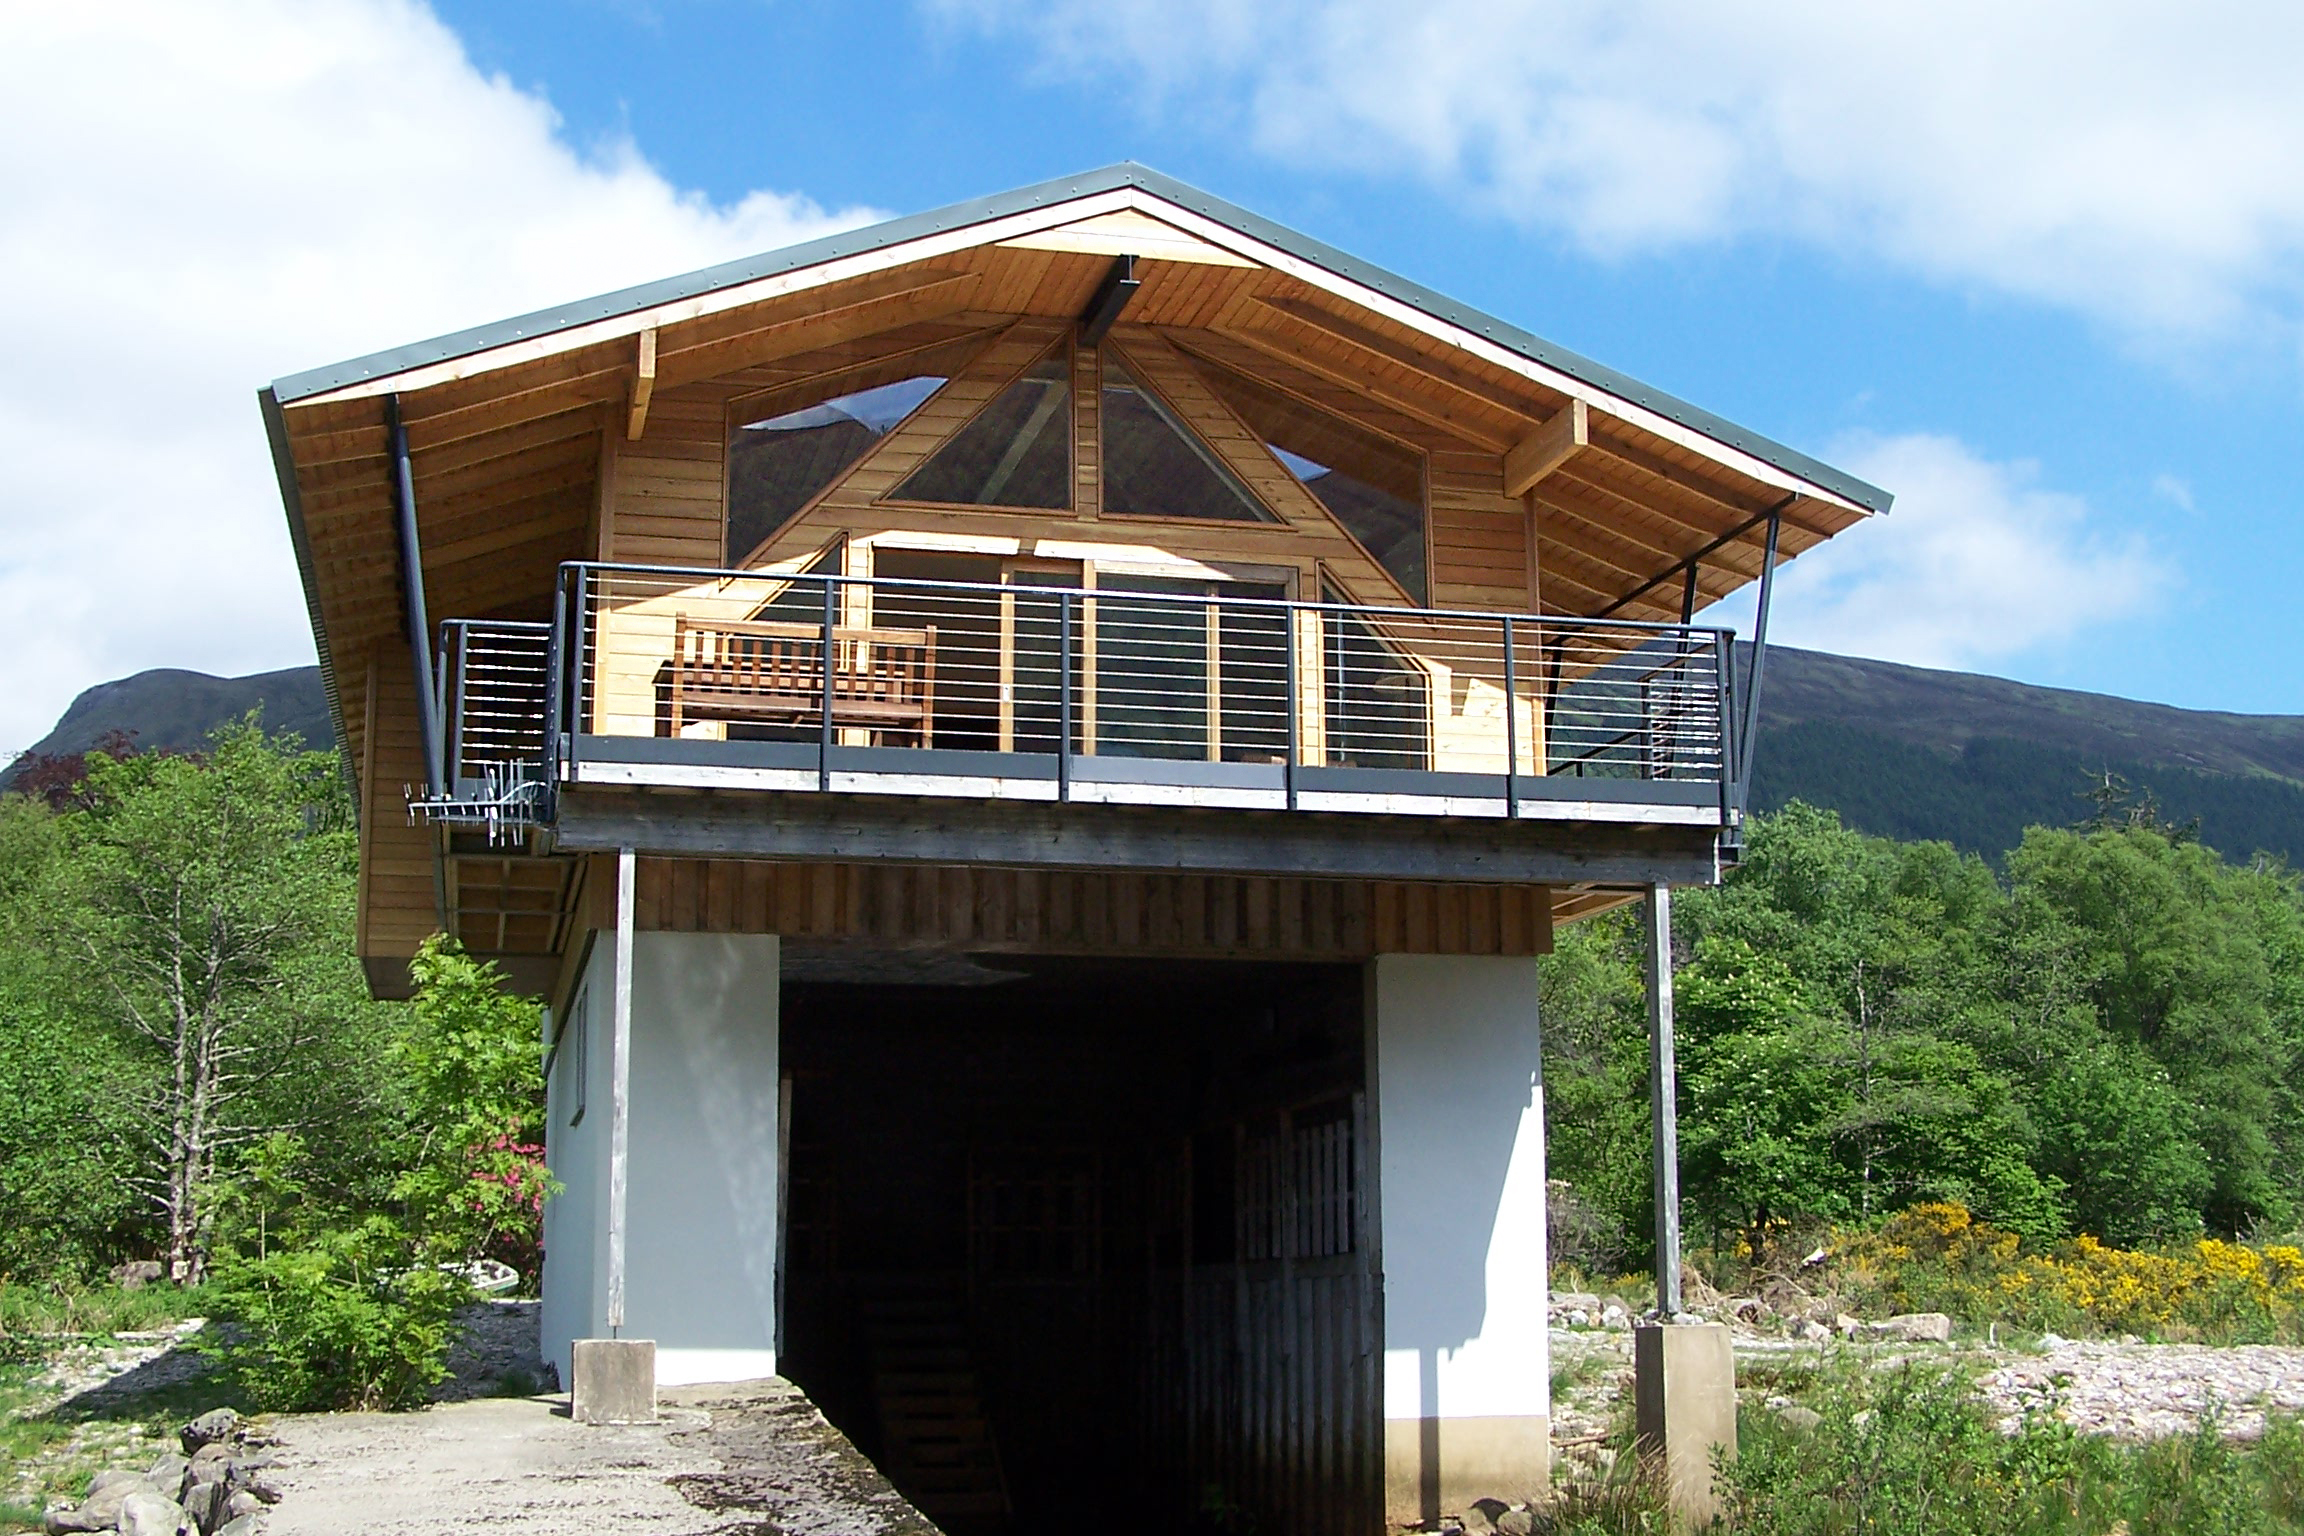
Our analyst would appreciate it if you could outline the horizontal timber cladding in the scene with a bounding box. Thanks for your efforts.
[357,639,444,964]
[623,857,1551,958]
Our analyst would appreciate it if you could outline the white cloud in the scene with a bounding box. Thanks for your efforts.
[0,0,879,755]
[2151,473,2198,514]
[939,0,2304,341]
[1707,434,2166,671]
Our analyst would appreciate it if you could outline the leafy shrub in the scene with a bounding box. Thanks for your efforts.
[202,940,550,1411]
[205,1216,464,1411]
[1832,1201,2304,1343]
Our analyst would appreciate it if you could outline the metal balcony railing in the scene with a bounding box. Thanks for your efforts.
[416,618,553,838]
[426,560,1744,827]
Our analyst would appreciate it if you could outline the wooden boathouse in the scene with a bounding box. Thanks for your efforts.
[261,164,1888,1534]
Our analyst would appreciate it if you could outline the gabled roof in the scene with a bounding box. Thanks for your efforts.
[269,162,1888,514]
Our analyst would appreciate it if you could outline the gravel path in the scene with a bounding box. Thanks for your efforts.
[262,1381,935,1536]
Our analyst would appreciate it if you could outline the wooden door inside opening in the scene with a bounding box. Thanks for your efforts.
[777,951,1379,1536]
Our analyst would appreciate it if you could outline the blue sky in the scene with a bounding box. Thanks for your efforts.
[2,1,2301,750]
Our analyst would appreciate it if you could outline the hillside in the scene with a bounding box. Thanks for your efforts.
[1748,646,2304,862]
[11,648,2304,861]
[2,666,331,787]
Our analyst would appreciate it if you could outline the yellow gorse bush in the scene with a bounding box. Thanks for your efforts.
[1831,1203,2304,1344]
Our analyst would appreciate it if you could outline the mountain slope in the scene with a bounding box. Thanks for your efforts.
[2,667,331,786]
[1748,646,2304,861]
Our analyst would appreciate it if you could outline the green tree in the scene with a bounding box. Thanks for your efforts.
[34,720,391,1281]
[2005,824,2301,1234]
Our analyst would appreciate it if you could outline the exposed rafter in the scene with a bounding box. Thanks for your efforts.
[1504,400,1587,497]
[626,328,657,440]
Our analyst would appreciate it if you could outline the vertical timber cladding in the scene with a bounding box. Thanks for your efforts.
[626,858,1553,958]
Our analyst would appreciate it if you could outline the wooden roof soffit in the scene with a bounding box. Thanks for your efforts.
[997,208,1259,268]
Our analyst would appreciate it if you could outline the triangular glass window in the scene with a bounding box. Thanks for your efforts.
[891,353,1072,509]
[1199,362,1427,603]
[1100,353,1278,524]
[729,375,947,565]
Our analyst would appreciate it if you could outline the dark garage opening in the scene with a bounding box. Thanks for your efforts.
[779,950,1379,1536]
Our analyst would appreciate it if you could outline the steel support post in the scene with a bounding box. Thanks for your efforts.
[606,846,636,1333]
[1735,505,1785,802]
[1645,883,1682,1316]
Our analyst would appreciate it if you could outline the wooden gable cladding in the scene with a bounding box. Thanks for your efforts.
[355,639,442,965]
[602,382,724,566]
[623,858,1553,959]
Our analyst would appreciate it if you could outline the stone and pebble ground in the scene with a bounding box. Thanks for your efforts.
[11,1301,939,1536]
[1544,1289,2304,1455]
[39,1409,276,1536]
[17,1294,2304,1533]
[7,1302,553,1534]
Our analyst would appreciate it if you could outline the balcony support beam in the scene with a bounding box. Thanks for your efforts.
[551,788,1720,888]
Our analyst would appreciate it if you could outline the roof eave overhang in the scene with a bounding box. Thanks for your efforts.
[266,163,1891,518]
[259,385,358,811]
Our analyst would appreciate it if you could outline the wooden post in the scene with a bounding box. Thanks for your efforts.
[1205,599,1223,762]
[607,846,636,1333]
[1645,883,1681,1316]
[997,586,1017,753]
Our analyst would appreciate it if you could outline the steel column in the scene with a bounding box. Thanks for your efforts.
[1645,883,1681,1317]
[606,845,636,1334]
[1058,592,1074,802]
[1501,615,1519,817]
[1735,505,1785,804]
[819,578,837,793]
[1284,602,1300,811]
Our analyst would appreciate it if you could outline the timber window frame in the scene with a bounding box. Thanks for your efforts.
[884,345,1075,512]
[726,373,955,568]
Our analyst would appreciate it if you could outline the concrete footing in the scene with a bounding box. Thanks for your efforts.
[1634,1323,1735,1527]
[571,1338,657,1425]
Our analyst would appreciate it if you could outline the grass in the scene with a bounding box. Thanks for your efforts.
[1726,1360,2304,1534]
[1532,1354,2304,1535]
[0,1280,213,1343]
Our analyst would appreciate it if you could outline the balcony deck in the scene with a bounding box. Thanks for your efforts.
[427,561,1747,884]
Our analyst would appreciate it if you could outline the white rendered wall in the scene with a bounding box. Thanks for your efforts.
[1372,954,1550,1519]
[541,932,783,1388]
[540,958,607,1389]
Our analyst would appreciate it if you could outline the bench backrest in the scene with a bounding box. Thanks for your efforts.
[671,616,936,706]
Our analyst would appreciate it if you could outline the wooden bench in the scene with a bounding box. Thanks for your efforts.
[669,617,937,746]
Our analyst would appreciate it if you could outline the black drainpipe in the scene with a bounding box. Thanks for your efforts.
[386,393,446,799]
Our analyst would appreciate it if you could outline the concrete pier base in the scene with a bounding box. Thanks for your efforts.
[571,1338,657,1425]
[1634,1323,1735,1527]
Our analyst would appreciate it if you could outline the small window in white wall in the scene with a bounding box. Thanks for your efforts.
[559,990,589,1127]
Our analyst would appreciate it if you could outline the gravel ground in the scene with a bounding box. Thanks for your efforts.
[1980,1339,2304,1440]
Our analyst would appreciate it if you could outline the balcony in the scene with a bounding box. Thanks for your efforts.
[425,561,1744,872]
